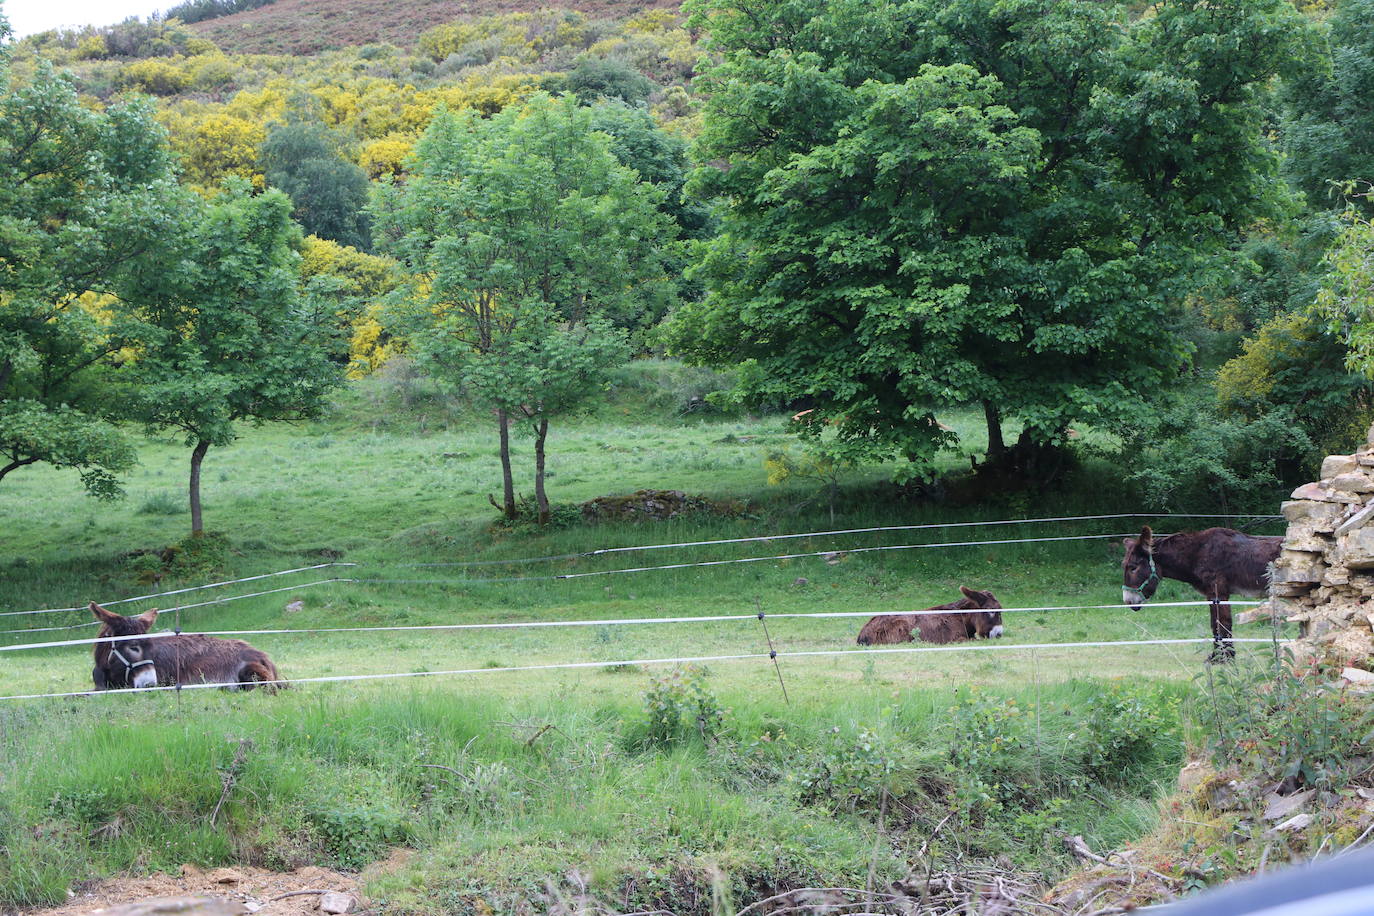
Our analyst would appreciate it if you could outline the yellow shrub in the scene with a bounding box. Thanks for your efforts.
[360,135,414,179]
[120,57,191,96]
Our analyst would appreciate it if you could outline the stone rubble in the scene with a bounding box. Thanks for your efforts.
[1257,424,1374,667]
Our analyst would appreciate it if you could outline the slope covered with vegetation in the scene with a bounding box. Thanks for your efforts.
[3,0,1374,909]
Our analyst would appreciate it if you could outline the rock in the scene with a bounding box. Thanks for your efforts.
[1270,812,1312,834]
[94,899,247,916]
[1343,528,1374,569]
[319,892,358,914]
[1329,629,1374,666]
[1263,788,1315,821]
[1283,499,1345,526]
[1332,473,1374,494]
[793,577,809,587]
[207,868,242,885]
[1338,503,1374,536]
[284,600,305,613]
[1291,482,1333,502]
[1283,530,1332,554]
[1323,455,1360,480]
[1177,760,1213,794]
[1341,667,1374,686]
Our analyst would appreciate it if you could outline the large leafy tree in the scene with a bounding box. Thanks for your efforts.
[0,61,183,497]
[261,118,372,251]
[1282,0,1374,213]
[122,182,341,534]
[373,93,677,522]
[670,0,1313,480]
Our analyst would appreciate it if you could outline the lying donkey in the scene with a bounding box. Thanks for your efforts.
[856,586,1005,645]
[90,602,282,690]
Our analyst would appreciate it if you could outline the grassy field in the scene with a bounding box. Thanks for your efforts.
[0,373,1291,912]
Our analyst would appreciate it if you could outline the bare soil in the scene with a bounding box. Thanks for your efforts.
[21,864,366,916]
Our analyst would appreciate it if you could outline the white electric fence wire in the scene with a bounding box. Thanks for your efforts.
[1,563,357,618]
[0,638,1277,702]
[361,532,1176,583]
[0,599,1266,653]
[399,513,1282,568]
[1,579,351,635]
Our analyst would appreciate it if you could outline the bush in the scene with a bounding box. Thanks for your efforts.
[1123,388,1318,513]
[632,665,724,749]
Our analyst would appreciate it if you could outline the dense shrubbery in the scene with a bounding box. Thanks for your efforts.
[163,0,281,26]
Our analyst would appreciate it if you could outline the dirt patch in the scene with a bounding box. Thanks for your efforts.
[22,864,367,916]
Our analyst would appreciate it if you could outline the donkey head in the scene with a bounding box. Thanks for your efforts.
[958,586,1004,638]
[1121,526,1160,610]
[90,603,160,689]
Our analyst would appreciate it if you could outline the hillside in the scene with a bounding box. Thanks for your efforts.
[188,0,681,54]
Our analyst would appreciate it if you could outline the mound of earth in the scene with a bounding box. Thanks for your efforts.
[580,489,751,522]
[24,863,367,916]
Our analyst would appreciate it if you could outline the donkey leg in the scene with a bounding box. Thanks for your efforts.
[1207,599,1235,663]
[1217,600,1235,661]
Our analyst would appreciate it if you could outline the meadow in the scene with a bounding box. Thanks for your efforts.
[0,369,1290,912]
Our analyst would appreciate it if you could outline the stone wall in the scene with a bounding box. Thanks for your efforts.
[1261,426,1374,666]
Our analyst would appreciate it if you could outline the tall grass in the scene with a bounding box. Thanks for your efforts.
[0,370,1295,910]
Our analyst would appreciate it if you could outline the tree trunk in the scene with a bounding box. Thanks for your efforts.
[534,417,550,526]
[496,409,516,519]
[189,439,210,536]
[983,400,1006,460]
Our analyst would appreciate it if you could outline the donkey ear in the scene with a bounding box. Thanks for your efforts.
[1140,525,1153,544]
[959,585,976,600]
[136,608,159,629]
[90,602,120,623]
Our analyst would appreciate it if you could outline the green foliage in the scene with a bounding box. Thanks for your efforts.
[1215,309,1371,452]
[1282,0,1374,212]
[588,100,714,246]
[374,93,679,518]
[796,727,895,812]
[635,665,725,748]
[0,63,181,497]
[261,118,371,250]
[565,55,656,106]
[119,181,342,531]
[674,0,1313,480]
[164,0,281,26]
[1083,685,1179,783]
[1316,203,1374,378]
[1200,648,1374,792]
[1124,388,1317,513]
[310,802,413,870]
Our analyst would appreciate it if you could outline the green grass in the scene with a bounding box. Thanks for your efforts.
[0,376,1292,911]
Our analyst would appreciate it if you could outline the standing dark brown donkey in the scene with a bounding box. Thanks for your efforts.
[1121,526,1281,661]
[90,602,282,690]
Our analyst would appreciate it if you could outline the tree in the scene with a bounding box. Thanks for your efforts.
[1282,0,1374,212]
[261,118,372,251]
[373,93,677,522]
[1,62,183,497]
[122,182,341,534]
[670,0,1313,481]
[565,56,656,106]
[1316,200,1374,379]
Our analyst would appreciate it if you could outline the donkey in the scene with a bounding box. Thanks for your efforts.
[90,602,282,690]
[1122,526,1282,661]
[856,586,1005,645]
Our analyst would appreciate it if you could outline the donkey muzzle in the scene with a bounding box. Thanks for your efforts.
[1123,588,1145,611]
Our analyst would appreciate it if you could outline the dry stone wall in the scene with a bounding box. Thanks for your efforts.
[1261,426,1374,666]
